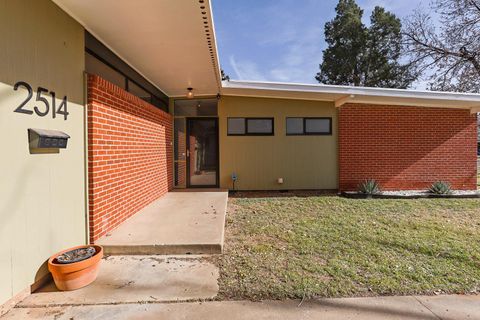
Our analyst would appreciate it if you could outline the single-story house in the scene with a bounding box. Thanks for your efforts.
[0,0,478,311]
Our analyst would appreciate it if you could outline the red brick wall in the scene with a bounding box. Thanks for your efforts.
[175,130,186,187]
[87,74,173,243]
[189,135,197,175]
[339,104,477,191]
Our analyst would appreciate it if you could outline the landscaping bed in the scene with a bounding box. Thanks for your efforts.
[215,195,480,300]
[341,190,480,199]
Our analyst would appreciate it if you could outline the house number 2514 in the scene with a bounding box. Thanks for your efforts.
[13,81,69,120]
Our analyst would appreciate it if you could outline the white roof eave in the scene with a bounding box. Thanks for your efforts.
[53,0,222,97]
[221,80,480,111]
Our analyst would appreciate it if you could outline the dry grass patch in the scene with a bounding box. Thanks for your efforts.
[215,195,480,300]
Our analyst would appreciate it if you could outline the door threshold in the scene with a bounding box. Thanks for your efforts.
[172,188,227,192]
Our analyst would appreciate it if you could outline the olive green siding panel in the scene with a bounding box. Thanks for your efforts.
[219,96,338,190]
[0,0,85,305]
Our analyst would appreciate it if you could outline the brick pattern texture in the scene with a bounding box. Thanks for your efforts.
[175,130,186,187]
[87,74,173,243]
[339,104,477,191]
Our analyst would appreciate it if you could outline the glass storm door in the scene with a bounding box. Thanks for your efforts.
[186,118,219,187]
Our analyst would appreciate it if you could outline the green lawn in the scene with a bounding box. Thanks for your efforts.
[215,195,480,300]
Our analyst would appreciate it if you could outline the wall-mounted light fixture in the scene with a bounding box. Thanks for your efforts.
[187,87,194,99]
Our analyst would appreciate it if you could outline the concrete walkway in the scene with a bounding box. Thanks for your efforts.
[3,295,479,319]
[18,256,219,307]
[96,190,228,255]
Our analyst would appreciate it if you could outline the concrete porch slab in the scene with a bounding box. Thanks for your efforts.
[96,191,228,255]
[17,255,219,308]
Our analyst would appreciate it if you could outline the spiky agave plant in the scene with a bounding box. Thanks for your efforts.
[429,181,452,195]
[358,179,380,195]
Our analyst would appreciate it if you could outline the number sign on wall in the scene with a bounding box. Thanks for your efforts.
[13,81,69,120]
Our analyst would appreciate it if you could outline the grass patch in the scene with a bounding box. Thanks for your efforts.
[216,196,480,300]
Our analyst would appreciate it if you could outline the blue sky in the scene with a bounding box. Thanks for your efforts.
[212,0,430,88]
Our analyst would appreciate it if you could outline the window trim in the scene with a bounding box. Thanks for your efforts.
[227,117,275,136]
[286,117,332,136]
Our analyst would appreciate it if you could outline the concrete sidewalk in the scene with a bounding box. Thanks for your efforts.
[3,295,479,319]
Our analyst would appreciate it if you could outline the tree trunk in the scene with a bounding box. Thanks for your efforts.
[468,56,480,76]
[460,47,480,76]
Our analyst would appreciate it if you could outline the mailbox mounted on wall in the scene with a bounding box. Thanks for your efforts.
[28,128,70,154]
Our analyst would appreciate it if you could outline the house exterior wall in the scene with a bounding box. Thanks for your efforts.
[339,104,478,190]
[87,74,173,243]
[218,96,338,190]
[0,0,86,309]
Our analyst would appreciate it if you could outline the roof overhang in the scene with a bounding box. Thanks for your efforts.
[52,0,221,97]
[51,0,480,109]
[222,80,480,113]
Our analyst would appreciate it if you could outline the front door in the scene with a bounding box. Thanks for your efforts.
[186,118,219,187]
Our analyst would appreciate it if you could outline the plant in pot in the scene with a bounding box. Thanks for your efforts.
[48,245,103,291]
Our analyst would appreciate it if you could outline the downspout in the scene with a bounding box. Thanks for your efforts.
[83,72,90,244]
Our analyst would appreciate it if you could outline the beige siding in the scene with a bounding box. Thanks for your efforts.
[0,0,86,305]
[219,96,338,190]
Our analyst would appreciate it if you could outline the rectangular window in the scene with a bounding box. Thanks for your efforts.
[247,118,273,134]
[85,31,168,112]
[286,117,303,135]
[227,118,274,136]
[286,117,332,135]
[227,118,246,135]
[174,99,218,117]
[85,52,125,89]
[127,80,152,103]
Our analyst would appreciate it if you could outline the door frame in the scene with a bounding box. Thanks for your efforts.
[186,117,220,188]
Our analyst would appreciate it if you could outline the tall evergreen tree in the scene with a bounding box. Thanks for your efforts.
[316,0,416,88]
[363,7,416,88]
[316,0,366,86]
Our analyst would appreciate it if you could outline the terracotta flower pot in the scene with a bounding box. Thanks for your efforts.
[48,245,103,291]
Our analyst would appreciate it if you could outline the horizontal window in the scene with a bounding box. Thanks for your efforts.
[85,31,168,112]
[85,52,125,89]
[174,99,218,116]
[127,80,151,101]
[227,118,246,135]
[286,117,332,135]
[227,118,274,136]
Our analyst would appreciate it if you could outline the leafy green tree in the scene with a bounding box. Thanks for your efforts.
[316,0,417,88]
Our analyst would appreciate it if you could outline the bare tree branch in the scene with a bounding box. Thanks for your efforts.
[403,0,480,92]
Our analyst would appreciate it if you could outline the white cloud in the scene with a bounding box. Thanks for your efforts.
[229,55,266,81]
[268,26,324,83]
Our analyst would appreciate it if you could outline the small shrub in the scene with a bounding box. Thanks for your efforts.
[358,179,380,195]
[429,181,452,195]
